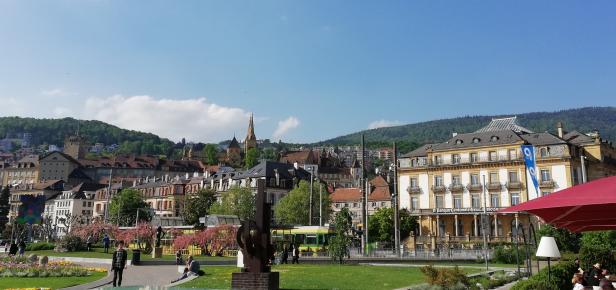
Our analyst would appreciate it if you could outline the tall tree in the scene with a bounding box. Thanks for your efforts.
[244,148,260,169]
[209,186,255,221]
[203,144,219,165]
[274,180,331,225]
[109,189,151,226]
[0,186,10,236]
[368,207,417,244]
[262,148,278,161]
[182,189,216,226]
[329,208,353,264]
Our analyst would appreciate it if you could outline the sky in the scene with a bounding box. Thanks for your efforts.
[0,1,615,144]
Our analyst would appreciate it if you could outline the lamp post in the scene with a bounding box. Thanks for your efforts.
[536,236,560,284]
[308,167,314,226]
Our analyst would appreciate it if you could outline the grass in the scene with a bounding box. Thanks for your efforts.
[27,248,234,262]
[0,272,106,290]
[180,264,484,290]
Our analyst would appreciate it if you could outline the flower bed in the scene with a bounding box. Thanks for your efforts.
[0,257,107,278]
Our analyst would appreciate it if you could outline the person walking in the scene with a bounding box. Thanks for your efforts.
[18,240,26,256]
[86,235,92,252]
[111,241,128,287]
[281,245,289,264]
[102,234,110,254]
[292,244,300,264]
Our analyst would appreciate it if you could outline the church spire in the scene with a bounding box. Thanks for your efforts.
[244,113,257,152]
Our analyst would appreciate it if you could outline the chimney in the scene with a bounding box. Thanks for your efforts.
[557,122,563,138]
[274,169,280,186]
[452,132,458,137]
[293,162,299,170]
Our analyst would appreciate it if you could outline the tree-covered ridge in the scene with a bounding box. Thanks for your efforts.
[315,107,616,153]
[0,117,175,156]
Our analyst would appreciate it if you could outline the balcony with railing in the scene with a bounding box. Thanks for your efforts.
[431,185,447,193]
[407,186,421,194]
[466,183,483,192]
[506,181,524,190]
[539,180,555,188]
[448,184,465,192]
[486,182,502,191]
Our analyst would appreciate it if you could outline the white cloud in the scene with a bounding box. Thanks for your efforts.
[83,95,251,142]
[272,116,300,140]
[368,119,402,129]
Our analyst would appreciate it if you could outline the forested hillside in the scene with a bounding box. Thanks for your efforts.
[314,107,616,153]
[0,117,175,155]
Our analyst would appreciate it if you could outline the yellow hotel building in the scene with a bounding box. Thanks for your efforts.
[398,117,616,251]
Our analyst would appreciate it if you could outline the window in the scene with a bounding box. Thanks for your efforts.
[472,138,480,144]
[435,195,444,208]
[452,154,461,164]
[508,171,518,183]
[411,197,419,210]
[542,191,551,197]
[410,177,418,187]
[540,147,549,157]
[353,202,358,208]
[540,169,551,181]
[434,175,443,186]
[335,203,340,208]
[453,195,462,209]
[455,139,463,144]
[452,175,461,185]
[471,152,479,162]
[471,194,481,208]
[490,194,500,207]
[371,202,376,207]
[471,174,480,185]
[434,155,442,165]
[489,172,499,183]
[381,202,386,207]
[511,193,520,206]
[489,151,497,161]
[509,149,517,160]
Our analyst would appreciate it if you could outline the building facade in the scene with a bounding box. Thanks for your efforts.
[398,118,616,251]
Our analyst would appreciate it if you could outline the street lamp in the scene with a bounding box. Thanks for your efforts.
[308,167,314,226]
[536,236,560,284]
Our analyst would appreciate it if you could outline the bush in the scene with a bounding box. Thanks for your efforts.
[511,260,576,290]
[493,245,527,264]
[26,242,55,251]
[57,235,85,252]
[420,265,468,288]
[579,245,615,273]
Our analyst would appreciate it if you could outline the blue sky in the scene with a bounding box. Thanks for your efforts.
[0,1,615,143]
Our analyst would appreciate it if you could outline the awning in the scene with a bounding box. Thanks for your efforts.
[498,175,616,232]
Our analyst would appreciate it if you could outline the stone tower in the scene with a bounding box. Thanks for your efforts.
[64,135,87,159]
[244,113,257,152]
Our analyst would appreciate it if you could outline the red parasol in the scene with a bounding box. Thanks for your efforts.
[498,175,616,232]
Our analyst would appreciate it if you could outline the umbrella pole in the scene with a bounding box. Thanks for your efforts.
[514,216,521,278]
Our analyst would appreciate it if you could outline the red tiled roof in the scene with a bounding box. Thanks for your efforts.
[280,150,314,164]
[330,188,362,202]
[330,176,391,202]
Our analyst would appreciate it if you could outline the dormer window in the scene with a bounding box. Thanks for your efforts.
[491,136,499,142]
[472,138,480,144]
[455,139,463,145]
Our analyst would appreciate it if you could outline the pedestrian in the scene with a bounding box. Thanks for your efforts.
[292,244,300,264]
[281,245,289,264]
[111,240,128,287]
[18,240,26,256]
[86,235,92,252]
[102,234,110,254]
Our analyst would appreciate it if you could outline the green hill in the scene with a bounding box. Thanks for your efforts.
[313,107,616,154]
[0,117,175,156]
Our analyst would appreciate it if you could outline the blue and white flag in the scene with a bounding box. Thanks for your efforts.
[521,145,540,195]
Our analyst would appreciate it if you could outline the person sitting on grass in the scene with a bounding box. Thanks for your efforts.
[186,255,201,275]
[171,267,190,283]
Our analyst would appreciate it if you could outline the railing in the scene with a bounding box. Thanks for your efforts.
[431,185,447,193]
[486,182,502,191]
[506,181,524,190]
[466,184,483,192]
[407,186,421,194]
[448,184,465,192]
[401,154,524,169]
[539,180,555,188]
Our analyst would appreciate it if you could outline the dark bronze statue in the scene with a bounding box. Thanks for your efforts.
[235,180,273,273]
[155,225,165,248]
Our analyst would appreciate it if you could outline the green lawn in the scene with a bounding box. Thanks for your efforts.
[180,264,484,290]
[28,249,234,262]
[0,272,106,290]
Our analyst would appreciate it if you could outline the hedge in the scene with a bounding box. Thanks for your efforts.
[511,260,576,290]
[25,242,55,251]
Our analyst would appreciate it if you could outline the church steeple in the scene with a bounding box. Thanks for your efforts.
[244,113,257,152]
